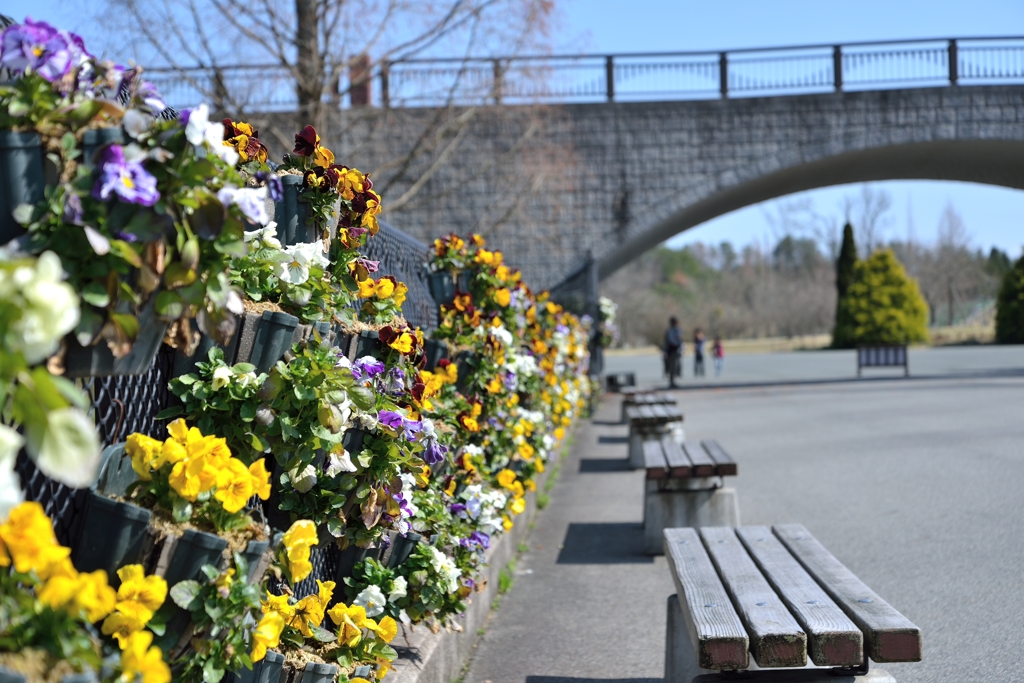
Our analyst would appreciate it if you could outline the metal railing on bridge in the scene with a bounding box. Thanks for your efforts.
[147,36,1024,112]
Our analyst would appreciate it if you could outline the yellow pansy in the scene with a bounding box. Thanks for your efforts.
[485,376,503,394]
[120,631,171,683]
[312,144,335,169]
[393,282,409,306]
[387,331,414,354]
[327,603,370,647]
[282,520,318,582]
[168,456,205,501]
[250,610,285,663]
[160,438,186,467]
[262,592,296,619]
[554,427,565,441]
[494,288,511,307]
[509,481,524,499]
[518,442,535,460]
[215,567,236,595]
[510,497,526,515]
[358,277,377,298]
[166,418,189,444]
[0,502,69,579]
[502,515,513,531]
[496,469,517,490]
[126,433,162,480]
[525,479,537,492]
[317,580,336,606]
[114,564,167,624]
[535,458,545,474]
[76,568,118,622]
[375,277,396,299]
[377,615,398,643]
[249,459,272,500]
[289,594,326,637]
[214,458,255,513]
[101,612,147,649]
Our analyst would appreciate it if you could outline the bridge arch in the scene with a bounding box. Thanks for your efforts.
[597,137,1024,278]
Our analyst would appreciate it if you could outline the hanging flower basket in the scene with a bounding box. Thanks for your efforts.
[0,666,97,683]
[226,654,341,683]
[229,310,300,374]
[80,127,124,166]
[424,338,449,370]
[62,296,169,378]
[425,269,474,306]
[0,130,45,244]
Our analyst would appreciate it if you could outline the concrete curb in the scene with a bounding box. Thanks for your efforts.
[386,452,556,683]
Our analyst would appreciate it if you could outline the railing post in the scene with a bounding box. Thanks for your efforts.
[606,55,615,102]
[948,39,959,85]
[493,59,503,104]
[719,52,728,98]
[833,45,843,92]
[380,60,390,108]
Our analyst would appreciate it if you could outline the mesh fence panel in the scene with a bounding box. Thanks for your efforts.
[14,223,437,568]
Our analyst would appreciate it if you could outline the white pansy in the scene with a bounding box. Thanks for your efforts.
[235,371,259,388]
[290,464,318,493]
[244,222,283,250]
[398,609,411,625]
[0,433,23,520]
[290,241,330,269]
[32,407,102,488]
[388,576,407,602]
[185,104,239,165]
[6,252,80,364]
[212,366,233,391]
[491,326,513,347]
[353,585,387,617]
[122,109,154,139]
[325,449,356,477]
[273,244,315,285]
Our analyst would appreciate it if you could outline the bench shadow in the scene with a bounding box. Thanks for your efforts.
[597,435,629,445]
[590,419,623,426]
[578,458,631,473]
[556,522,653,564]
[527,678,662,683]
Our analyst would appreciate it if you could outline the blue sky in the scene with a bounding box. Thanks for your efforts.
[7,0,1024,256]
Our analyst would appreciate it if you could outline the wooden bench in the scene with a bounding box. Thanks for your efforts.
[664,525,922,683]
[626,404,685,468]
[605,372,637,392]
[621,389,677,422]
[857,345,908,377]
[643,440,740,553]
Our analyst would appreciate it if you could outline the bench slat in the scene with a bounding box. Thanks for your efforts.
[773,524,922,663]
[644,440,669,479]
[683,443,716,477]
[661,435,691,478]
[735,526,863,667]
[700,527,807,668]
[664,528,749,670]
[701,440,738,477]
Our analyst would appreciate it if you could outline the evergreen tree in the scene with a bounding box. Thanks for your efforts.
[836,223,857,299]
[831,223,858,347]
[995,253,1024,344]
[832,249,929,347]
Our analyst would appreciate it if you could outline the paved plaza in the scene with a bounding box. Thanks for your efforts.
[464,349,1024,683]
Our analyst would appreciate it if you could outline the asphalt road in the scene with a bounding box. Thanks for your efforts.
[602,344,1024,388]
[463,367,1024,682]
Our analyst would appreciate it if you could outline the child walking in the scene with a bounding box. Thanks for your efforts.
[712,336,725,376]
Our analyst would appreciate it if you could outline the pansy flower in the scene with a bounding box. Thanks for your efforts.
[222,118,268,164]
[91,145,159,209]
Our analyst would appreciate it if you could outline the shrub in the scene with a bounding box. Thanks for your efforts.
[833,249,929,347]
[995,253,1024,344]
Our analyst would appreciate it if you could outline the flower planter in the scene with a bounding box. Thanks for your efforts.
[0,131,45,244]
[232,311,299,374]
[225,650,284,683]
[0,667,96,683]
[313,321,332,344]
[63,296,168,378]
[424,339,449,370]
[341,428,365,455]
[426,270,474,307]
[81,127,124,165]
[274,175,316,247]
[386,531,422,569]
[355,330,384,359]
[334,543,380,585]
[454,351,478,392]
[171,314,244,378]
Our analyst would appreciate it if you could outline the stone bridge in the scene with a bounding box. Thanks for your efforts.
[318,42,1024,289]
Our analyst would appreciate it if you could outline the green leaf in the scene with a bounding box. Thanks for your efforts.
[348,385,375,412]
[202,658,225,683]
[201,565,221,581]
[204,597,225,621]
[80,282,111,308]
[169,580,202,609]
[310,624,337,643]
[154,290,186,319]
[156,406,184,420]
[109,312,140,342]
[171,497,192,523]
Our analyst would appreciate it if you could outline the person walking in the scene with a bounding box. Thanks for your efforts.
[712,335,725,377]
[693,328,706,377]
[664,317,683,388]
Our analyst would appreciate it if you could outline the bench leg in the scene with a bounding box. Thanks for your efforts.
[628,431,646,468]
[644,486,741,554]
[666,594,714,682]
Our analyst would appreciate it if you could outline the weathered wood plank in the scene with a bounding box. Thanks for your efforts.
[735,526,863,667]
[637,404,656,421]
[661,434,691,478]
[644,440,669,479]
[664,528,749,670]
[702,440,738,477]
[773,524,922,663]
[700,527,807,668]
[683,442,716,477]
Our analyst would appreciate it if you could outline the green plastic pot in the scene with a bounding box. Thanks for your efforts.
[0,669,96,683]
[72,492,152,579]
[455,350,478,392]
[153,528,229,653]
[249,311,300,373]
[81,127,125,165]
[333,326,357,359]
[274,175,316,246]
[0,131,44,244]
[387,531,422,569]
[424,339,449,370]
[63,296,169,378]
[294,663,338,683]
[426,269,457,306]
[335,543,380,584]
[313,321,332,344]
[171,314,244,378]
[225,650,284,683]
[355,330,383,359]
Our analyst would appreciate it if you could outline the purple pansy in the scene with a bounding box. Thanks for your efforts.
[384,367,406,395]
[450,503,467,516]
[503,370,517,391]
[62,193,84,224]
[92,145,160,208]
[378,410,404,431]
[0,18,75,82]
[402,418,423,442]
[255,171,284,202]
[422,439,448,465]
[352,356,386,382]
[459,531,490,551]
[355,257,380,274]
